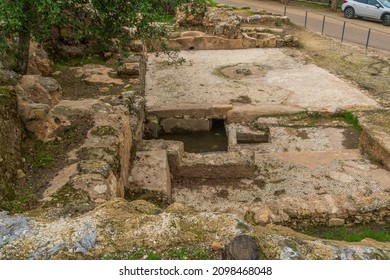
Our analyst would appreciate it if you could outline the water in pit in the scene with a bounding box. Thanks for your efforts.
[160,119,228,153]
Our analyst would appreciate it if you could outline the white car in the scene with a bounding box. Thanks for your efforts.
[342,0,390,26]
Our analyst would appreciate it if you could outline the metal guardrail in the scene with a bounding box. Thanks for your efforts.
[280,5,390,51]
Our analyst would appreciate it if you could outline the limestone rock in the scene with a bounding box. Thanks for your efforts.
[176,3,206,26]
[0,69,20,86]
[256,206,270,225]
[117,55,142,77]
[71,64,123,85]
[203,9,242,39]
[211,241,224,251]
[328,218,345,227]
[117,63,139,77]
[17,75,61,107]
[28,43,54,76]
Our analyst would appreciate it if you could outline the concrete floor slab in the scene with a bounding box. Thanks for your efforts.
[146,49,379,113]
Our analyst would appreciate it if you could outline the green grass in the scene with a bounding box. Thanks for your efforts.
[154,15,176,24]
[208,0,218,7]
[54,55,106,69]
[0,181,37,213]
[101,246,210,260]
[343,111,362,132]
[33,154,55,169]
[290,1,330,10]
[101,250,160,260]
[298,223,390,242]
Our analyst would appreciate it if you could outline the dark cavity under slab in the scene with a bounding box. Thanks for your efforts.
[159,119,228,153]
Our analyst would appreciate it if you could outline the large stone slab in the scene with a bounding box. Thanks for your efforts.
[128,150,172,201]
[146,49,379,113]
[226,105,304,123]
[175,151,255,179]
[160,118,212,133]
[148,104,233,119]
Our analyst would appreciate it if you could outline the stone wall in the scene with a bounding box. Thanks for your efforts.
[163,7,298,51]
[358,111,390,170]
[0,87,22,201]
[41,53,147,208]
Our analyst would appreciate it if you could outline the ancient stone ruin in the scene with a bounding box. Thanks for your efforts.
[1,5,390,260]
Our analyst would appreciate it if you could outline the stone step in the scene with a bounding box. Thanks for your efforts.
[137,139,184,172]
[175,151,255,179]
[128,150,171,202]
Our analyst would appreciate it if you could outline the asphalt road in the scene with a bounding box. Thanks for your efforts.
[215,0,390,52]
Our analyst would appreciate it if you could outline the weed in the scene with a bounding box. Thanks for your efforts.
[154,15,176,24]
[208,0,218,8]
[298,223,390,242]
[102,250,160,260]
[33,154,55,169]
[290,1,330,10]
[54,55,106,70]
[102,246,211,260]
[244,10,255,16]
[343,112,362,132]
[90,126,117,137]
[0,181,37,213]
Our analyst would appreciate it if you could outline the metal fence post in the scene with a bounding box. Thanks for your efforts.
[305,11,308,27]
[341,21,346,42]
[366,28,371,51]
[321,15,326,35]
[284,6,287,16]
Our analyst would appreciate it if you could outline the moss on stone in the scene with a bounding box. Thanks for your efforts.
[42,184,94,217]
[90,126,118,137]
[77,146,120,176]
[125,188,170,209]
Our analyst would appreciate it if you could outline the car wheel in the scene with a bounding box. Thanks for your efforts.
[383,14,390,26]
[344,7,355,19]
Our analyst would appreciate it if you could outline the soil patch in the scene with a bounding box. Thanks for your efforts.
[54,66,126,100]
[294,30,390,104]
[19,114,94,211]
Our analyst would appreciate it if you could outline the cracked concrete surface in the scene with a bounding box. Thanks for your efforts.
[146,49,379,113]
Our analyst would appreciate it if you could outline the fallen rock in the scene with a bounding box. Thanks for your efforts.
[211,241,224,251]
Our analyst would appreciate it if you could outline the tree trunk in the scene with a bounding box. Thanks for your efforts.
[16,30,31,74]
[331,0,339,12]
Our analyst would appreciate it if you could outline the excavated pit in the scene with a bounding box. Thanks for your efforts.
[159,119,228,153]
[137,48,390,228]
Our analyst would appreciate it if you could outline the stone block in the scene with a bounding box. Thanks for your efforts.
[137,140,184,172]
[193,36,243,50]
[328,218,345,227]
[242,35,257,48]
[161,118,212,133]
[128,150,172,202]
[236,132,270,144]
[117,63,140,77]
[144,115,160,139]
[227,105,304,123]
[176,152,255,179]
[148,104,233,119]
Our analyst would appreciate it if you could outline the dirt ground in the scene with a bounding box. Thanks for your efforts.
[295,30,390,105]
